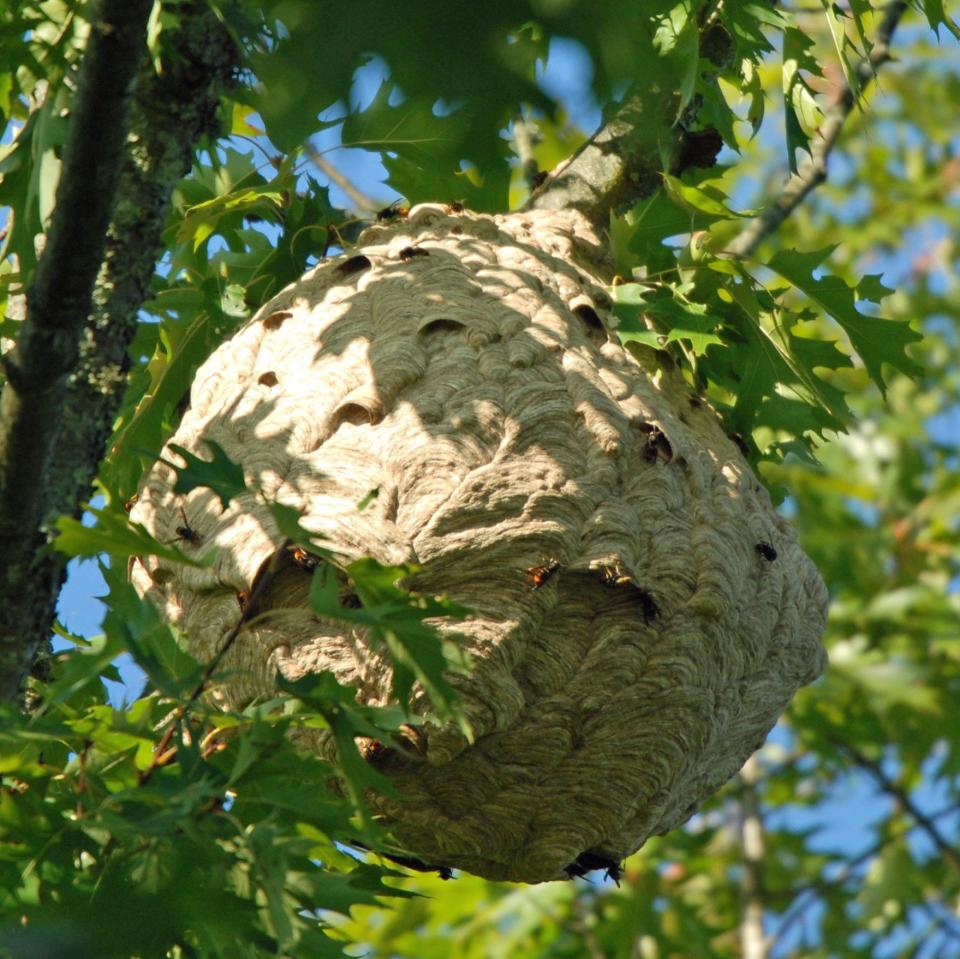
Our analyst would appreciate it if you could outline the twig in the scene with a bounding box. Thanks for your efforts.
[138,541,290,785]
[305,144,379,213]
[920,899,960,944]
[738,754,768,959]
[569,891,606,959]
[768,800,959,904]
[831,737,960,875]
[726,1,908,259]
[765,801,960,952]
[0,0,154,701]
[512,115,542,192]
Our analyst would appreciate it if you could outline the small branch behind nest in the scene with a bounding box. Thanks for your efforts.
[307,143,379,213]
[512,115,543,193]
[726,1,908,259]
[524,94,680,227]
[138,540,290,786]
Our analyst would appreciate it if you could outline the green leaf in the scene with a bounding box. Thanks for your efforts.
[265,501,329,552]
[365,571,469,729]
[99,563,204,697]
[106,305,242,503]
[610,282,655,306]
[653,3,700,119]
[176,186,286,251]
[616,285,723,354]
[735,280,848,419]
[829,638,941,715]
[782,28,824,171]
[224,747,354,837]
[857,273,894,304]
[277,672,398,818]
[304,556,469,723]
[820,3,861,100]
[0,93,69,280]
[308,561,344,614]
[741,58,765,136]
[250,0,550,167]
[241,175,336,308]
[920,0,960,39]
[662,174,746,218]
[53,505,208,568]
[341,80,511,211]
[299,863,417,917]
[160,439,247,508]
[41,631,124,709]
[625,181,731,270]
[767,247,923,394]
[845,0,872,57]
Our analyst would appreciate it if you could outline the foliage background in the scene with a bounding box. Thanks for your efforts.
[1,1,959,957]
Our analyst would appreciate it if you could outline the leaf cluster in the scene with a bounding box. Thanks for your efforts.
[2,448,470,957]
[2,1,959,957]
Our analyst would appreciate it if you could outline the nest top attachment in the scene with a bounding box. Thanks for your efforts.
[130,203,828,883]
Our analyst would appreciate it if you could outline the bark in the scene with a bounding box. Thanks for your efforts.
[739,755,768,959]
[526,96,721,227]
[0,2,238,701]
[526,95,675,226]
[0,0,154,700]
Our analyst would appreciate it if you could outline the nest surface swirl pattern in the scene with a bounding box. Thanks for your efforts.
[130,203,828,883]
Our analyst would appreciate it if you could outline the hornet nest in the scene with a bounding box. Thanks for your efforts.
[129,202,828,883]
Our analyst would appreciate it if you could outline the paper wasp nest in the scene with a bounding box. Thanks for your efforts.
[130,203,828,883]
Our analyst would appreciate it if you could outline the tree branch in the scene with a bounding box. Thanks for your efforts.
[524,94,679,227]
[738,754,768,959]
[0,0,153,700]
[0,2,239,701]
[524,83,723,227]
[306,144,379,213]
[832,738,960,875]
[138,540,289,788]
[726,1,908,259]
[512,115,541,193]
[765,801,960,953]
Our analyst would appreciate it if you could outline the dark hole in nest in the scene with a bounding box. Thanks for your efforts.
[572,303,607,346]
[756,542,778,562]
[333,402,381,428]
[262,310,292,330]
[337,254,372,276]
[419,318,466,336]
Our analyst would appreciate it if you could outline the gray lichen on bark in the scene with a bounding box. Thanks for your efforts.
[0,2,238,701]
[0,0,155,700]
[526,95,667,223]
[130,203,828,883]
